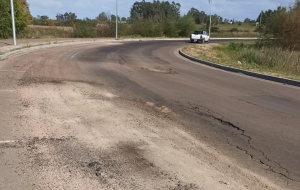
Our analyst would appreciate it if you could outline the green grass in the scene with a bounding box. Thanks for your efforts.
[0,52,4,55]
[182,42,300,81]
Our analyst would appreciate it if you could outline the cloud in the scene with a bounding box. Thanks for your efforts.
[27,0,295,21]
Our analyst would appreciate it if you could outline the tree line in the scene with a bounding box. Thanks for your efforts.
[257,0,300,50]
[0,0,249,39]
[2,0,300,46]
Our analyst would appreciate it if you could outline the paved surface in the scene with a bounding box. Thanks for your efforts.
[0,40,299,189]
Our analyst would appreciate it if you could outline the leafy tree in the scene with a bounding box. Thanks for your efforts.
[244,18,251,23]
[97,12,110,23]
[259,0,300,50]
[40,16,49,25]
[0,0,30,38]
[18,0,33,24]
[33,15,55,26]
[187,7,207,24]
[56,12,77,26]
[130,0,181,23]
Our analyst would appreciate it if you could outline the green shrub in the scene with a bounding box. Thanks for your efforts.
[211,26,220,33]
[177,15,196,37]
[238,48,262,65]
[128,19,162,37]
[164,20,179,37]
[73,20,97,38]
[230,27,239,33]
[228,42,245,51]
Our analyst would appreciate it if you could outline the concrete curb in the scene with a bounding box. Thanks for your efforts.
[179,50,300,87]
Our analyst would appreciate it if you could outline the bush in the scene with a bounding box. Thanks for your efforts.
[211,26,220,33]
[230,27,239,33]
[164,20,179,37]
[17,25,74,38]
[128,19,162,37]
[73,19,97,38]
[177,15,196,37]
[238,48,262,65]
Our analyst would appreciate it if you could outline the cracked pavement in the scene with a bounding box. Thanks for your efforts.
[0,40,300,189]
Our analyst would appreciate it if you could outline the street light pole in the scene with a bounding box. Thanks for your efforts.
[10,0,17,45]
[116,0,118,39]
[208,0,212,42]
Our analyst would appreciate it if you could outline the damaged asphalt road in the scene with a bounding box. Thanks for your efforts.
[0,40,300,190]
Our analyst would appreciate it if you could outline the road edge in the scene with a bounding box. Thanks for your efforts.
[0,38,258,61]
[179,50,300,88]
[0,40,114,61]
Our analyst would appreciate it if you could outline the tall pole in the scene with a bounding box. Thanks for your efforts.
[10,0,17,45]
[209,0,212,41]
[116,0,118,39]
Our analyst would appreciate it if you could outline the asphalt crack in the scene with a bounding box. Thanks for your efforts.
[186,102,300,183]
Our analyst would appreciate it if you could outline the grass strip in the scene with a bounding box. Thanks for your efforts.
[182,42,300,81]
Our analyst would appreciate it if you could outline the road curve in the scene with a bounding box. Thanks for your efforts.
[0,40,299,189]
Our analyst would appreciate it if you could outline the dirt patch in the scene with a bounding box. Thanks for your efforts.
[182,43,220,61]
[11,79,284,190]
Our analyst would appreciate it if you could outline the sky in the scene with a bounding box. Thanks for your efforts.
[27,0,295,21]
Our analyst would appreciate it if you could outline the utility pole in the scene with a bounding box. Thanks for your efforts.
[208,0,212,41]
[116,0,118,39]
[10,0,17,45]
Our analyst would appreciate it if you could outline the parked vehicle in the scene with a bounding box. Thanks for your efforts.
[190,31,210,43]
